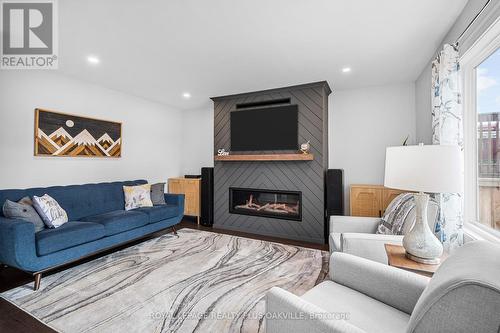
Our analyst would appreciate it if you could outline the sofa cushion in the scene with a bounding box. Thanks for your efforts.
[136,205,179,223]
[36,221,105,256]
[81,210,149,236]
[302,280,410,333]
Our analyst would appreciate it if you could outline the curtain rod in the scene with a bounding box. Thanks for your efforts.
[454,0,492,47]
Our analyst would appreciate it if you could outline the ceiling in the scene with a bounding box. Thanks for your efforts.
[58,0,468,110]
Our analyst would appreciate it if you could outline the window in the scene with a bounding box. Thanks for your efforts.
[476,47,500,232]
[462,17,500,240]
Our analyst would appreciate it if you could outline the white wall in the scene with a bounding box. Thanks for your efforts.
[415,0,500,143]
[415,67,433,144]
[181,107,214,175]
[329,83,416,211]
[0,71,183,189]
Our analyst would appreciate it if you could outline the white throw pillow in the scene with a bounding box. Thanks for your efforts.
[32,194,69,228]
[123,184,153,211]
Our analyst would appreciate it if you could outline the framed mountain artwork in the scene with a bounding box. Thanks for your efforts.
[34,109,122,158]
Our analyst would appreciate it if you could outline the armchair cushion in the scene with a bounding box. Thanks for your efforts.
[302,281,410,333]
[339,233,404,264]
[330,252,429,314]
[266,287,365,333]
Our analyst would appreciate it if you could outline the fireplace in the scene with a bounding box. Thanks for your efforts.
[229,187,302,221]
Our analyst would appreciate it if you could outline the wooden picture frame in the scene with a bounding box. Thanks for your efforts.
[34,108,122,158]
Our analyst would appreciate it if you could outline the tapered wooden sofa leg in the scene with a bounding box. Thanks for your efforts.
[172,225,178,235]
[34,273,42,291]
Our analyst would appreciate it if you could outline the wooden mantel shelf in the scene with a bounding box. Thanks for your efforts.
[214,153,314,161]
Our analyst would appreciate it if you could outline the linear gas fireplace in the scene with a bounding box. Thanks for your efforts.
[229,187,302,221]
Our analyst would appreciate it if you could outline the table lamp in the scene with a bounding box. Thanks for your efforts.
[384,144,462,264]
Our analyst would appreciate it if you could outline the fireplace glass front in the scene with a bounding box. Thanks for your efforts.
[229,187,302,221]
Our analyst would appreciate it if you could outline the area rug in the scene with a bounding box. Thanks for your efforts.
[1,229,328,333]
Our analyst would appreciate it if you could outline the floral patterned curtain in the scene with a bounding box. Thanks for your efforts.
[431,44,463,252]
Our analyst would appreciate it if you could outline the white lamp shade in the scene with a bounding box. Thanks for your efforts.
[384,145,463,194]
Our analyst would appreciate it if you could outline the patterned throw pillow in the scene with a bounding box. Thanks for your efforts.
[376,193,415,235]
[2,197,45,232]
[150,183,166,205]
[32,194,69,228]
[123,184,153,211]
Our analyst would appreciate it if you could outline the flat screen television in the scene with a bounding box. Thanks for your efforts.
[230,105,298,151]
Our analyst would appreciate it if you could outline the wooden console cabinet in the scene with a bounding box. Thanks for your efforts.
[168,177,201,224]
[350,184,408,217]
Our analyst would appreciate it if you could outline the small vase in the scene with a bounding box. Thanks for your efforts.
[403,192,443,264]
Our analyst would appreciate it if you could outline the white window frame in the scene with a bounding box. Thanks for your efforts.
[461,16,500,242]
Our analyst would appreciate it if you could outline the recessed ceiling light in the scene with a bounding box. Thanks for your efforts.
[87,56,100,64]
[182,92,191,99]
[342,67,351,73]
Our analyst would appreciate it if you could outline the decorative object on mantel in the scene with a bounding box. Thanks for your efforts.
[214,153,314,161]
[384,144,462,264]
[217,148,229,156]
[300,140,311,154]
[34,108,122,158]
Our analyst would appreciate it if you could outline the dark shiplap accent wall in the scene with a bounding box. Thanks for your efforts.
[211,82,331,244]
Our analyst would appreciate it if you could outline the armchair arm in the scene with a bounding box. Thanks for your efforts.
[329,216,380,234]
[329,252,429,315]
[339,233,404,264]
[0,217,37,271]
[266,287,365,333]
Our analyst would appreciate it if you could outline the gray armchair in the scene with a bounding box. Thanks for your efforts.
[329,200,439,264]
[266,241,500,333]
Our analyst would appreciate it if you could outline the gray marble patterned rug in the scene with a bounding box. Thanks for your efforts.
[1,229,328,333]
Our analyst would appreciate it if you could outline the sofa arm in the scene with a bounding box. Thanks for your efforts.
[339,233,404,264]
[330,252,429,315]
[266,287,365,333]
[164,193,185,214]
[0,217,37,271]
[329,216,380,234]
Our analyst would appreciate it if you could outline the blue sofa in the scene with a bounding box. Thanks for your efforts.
[0,180,184,290]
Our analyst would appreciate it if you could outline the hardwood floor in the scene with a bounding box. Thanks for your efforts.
[0,218,328,333]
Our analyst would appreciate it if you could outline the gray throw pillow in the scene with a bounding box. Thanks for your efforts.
[150,183,166,205]
[2,197,45,232]
[376,193,415,235]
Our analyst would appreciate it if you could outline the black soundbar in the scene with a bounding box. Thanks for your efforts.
[235,98,291,109]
